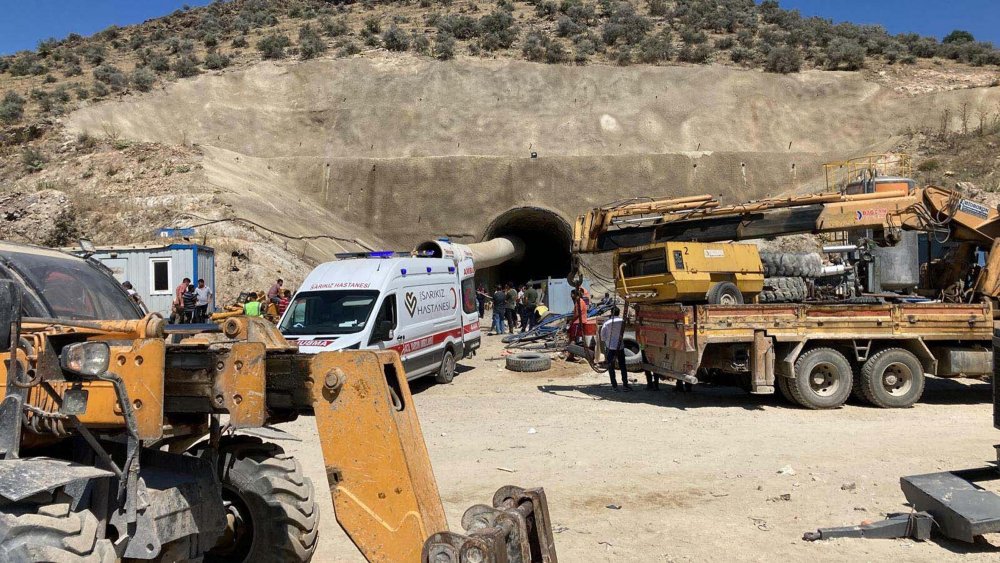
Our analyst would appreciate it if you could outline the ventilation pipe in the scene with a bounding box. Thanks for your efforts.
[414,236,525,269]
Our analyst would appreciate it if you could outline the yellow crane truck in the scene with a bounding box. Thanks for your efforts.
[573,157,1000,409]
[0,242,555,562]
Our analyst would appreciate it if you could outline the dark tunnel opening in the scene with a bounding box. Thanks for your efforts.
[478,207,573,290]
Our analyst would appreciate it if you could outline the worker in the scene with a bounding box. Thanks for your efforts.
[505,283,518,334]
[600,306,631,392]
[476,285,488,318]
[170,277,191,323]
[522,284,539,331]
[267,278,283,301]
[243,292,263,317]
[277,289,292,317]
[194,278,213,322]
[182,284,198,323]
[491,285,506,335]
[568,289,588,343]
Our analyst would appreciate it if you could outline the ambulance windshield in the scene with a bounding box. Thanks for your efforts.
[279,290,379,335]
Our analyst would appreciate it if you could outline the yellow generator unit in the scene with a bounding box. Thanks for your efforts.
[613,242,764,304]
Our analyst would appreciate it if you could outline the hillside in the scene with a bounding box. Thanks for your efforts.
[0,0,999,294]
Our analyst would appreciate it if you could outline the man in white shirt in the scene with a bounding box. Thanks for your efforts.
[600,306,631,392]
[194,278,213,322]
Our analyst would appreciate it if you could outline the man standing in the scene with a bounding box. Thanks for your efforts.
[522,284,539,332]
[476,286,488,318]
[170,277,191,323]
[194,279,213,322]
[182,284,198,324]
[491,286,506,335]
[267,279,283,301]
[504,283,518,334]
[600,306,631,392]
[243,292,262,317]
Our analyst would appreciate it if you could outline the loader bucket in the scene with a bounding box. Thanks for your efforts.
[308,350,556,563]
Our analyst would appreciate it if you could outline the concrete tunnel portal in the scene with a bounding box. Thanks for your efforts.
[477,207,574,289]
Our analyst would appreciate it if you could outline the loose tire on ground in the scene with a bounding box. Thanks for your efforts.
[0,490,115,563]
[505,352,552,372]
[789,347,853,409]
[859,348,925,408]
[435,348,456,383]
[706,281,744,305]
[206,437,319,563]
[760,252,823,278]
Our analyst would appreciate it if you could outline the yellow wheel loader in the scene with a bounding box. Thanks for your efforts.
[0,241,555,562]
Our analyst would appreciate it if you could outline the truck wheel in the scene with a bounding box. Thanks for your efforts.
[789,348,853,409]
[506,352,552,372]
[859,348,925,408]
[0,491,115,563]
[435,349,456,384]
[706,282,744,305]
[207,437,319,563]
[776,376,798,405]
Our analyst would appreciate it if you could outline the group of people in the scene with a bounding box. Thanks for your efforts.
[480,282,541,335]
[243,278,293,321]
[169,277,215,323]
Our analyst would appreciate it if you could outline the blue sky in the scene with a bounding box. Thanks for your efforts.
[0,0,997,55]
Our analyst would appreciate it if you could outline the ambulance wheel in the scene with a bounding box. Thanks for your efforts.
[436,349,456,384]
[706,282,744,305]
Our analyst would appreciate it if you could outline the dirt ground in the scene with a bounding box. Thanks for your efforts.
[280,334,1000,562]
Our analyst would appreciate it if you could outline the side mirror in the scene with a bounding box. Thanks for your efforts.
[375,320,393,342]
[0,280,21,353]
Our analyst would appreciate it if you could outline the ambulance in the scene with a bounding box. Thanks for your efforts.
[278,250,481,383]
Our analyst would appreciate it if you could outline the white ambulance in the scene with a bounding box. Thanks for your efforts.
[278,251,481,383]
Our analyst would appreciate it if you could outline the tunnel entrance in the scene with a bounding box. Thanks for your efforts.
[478,207,573,289]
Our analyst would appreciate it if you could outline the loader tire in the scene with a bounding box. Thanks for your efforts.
[759,277,807,303]
[760,252,823,278]
[788,348,853,409]
[859,348,925,408]
[0,491,115,563]
[206,437,319,563]
[506,352,552,372]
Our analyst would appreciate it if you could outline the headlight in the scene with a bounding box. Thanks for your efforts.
[60,342,110,377]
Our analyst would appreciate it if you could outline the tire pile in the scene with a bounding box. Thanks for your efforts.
[759,252,822,303]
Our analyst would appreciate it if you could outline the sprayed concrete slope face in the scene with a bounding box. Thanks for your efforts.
[67,56,1000,272]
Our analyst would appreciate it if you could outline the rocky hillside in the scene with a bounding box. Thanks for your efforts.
[2,0,1000,127]
[0,0,999,297]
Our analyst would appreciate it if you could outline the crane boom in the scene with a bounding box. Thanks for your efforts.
[573,185,1000,253]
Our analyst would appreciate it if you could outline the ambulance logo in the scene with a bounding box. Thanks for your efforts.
[404,292,418,317]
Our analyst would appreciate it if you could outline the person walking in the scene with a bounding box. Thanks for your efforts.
[194,278,213,322]
[491,286,507,335]
[600,306,632,392]
[522,284,539,332]
[504,283,518,334]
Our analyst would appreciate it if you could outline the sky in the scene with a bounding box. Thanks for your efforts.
[0,0,997,55]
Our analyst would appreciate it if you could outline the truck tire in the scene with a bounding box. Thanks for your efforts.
[623,338,642,367]
[859,348,925,408]
[760,252,823,278]
[435,349,456,384]
[505,352,551,372]
[206,437,319,563]
[759,277,807,303]
[789,347,853,409]
[706,281,744,305]
[776,376,798,405]
[0,491,115,563]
